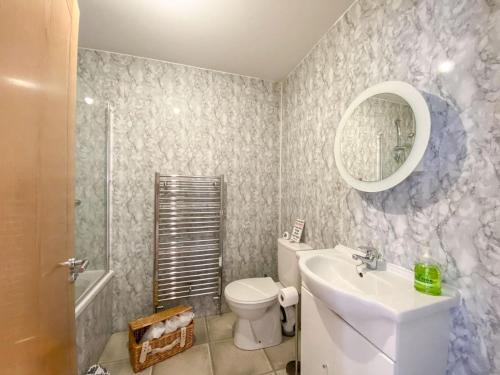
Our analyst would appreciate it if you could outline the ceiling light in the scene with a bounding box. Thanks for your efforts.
[173,107,180,115]
[437,60,455,74]
[84,97,94,105]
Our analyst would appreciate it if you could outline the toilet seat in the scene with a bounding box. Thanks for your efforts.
[225,277,279,305]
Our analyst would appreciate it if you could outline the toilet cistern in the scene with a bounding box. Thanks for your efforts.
[352,246,380,270]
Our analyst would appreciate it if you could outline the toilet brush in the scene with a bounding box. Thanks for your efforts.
[279,286,300,375]
[285,302,300,375]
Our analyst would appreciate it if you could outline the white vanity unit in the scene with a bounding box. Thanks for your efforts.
[298,246,459,375]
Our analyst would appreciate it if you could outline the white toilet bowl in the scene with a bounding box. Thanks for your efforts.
[224,239,313,350]
[224,277,282,350]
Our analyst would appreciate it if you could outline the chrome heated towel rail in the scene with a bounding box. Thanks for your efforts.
[154,174,224,313]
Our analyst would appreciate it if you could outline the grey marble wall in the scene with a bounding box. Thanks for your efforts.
[281,0,500,374]
[76,278,114,375]
[77,49,281,331]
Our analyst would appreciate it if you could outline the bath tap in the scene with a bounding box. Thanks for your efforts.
[352,246,380,270]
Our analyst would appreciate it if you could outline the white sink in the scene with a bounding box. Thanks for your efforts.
[298,246,459,323]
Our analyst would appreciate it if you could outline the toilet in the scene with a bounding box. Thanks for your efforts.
[224,238,313,350]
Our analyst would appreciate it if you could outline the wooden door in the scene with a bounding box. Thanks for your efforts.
[0,0,79,373]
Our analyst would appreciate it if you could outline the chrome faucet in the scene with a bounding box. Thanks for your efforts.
[352,246,380,270]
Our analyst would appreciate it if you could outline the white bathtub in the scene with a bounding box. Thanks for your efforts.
[75,270,114,317]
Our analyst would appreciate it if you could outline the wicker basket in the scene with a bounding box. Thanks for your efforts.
[128,305,194,373]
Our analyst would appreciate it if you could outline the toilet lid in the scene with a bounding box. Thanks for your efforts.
[225,277,279,304]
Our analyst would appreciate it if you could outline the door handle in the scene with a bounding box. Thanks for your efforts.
[77,259,89,273]
[59,257,88,282]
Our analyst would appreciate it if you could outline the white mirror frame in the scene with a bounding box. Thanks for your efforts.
[334,81,431,192]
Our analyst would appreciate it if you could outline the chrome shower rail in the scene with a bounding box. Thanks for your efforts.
[153,173,224,313]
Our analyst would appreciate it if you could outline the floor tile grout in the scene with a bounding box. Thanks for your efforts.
[100,359,130,366]
[209,343,218,375]
[207,342,216,375]
[205,319,217,375]
[100,356,129,363]
[262,347,277,373]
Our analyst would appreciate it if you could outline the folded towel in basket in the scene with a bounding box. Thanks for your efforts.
[140,311,195,342]
[140,321,166,342]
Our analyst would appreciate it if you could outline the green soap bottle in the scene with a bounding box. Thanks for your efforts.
[414,247,442,296]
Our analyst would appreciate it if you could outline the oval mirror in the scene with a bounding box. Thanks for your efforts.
[334,81,431,192]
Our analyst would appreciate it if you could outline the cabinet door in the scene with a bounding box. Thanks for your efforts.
[301,288,395,375]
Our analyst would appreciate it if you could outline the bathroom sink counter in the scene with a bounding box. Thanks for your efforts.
[299,245,461,374]
[298,246,460,323]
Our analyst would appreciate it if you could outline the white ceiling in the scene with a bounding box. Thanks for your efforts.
[78,0,355,81]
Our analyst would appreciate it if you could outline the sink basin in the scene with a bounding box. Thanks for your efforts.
[298,246,459,323]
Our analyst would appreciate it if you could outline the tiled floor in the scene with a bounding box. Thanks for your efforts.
[97,312,296,375]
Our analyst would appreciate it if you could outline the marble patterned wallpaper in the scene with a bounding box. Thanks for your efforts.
[340,96,414,181]
[77,49,281,331]
[281,0,500,374]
